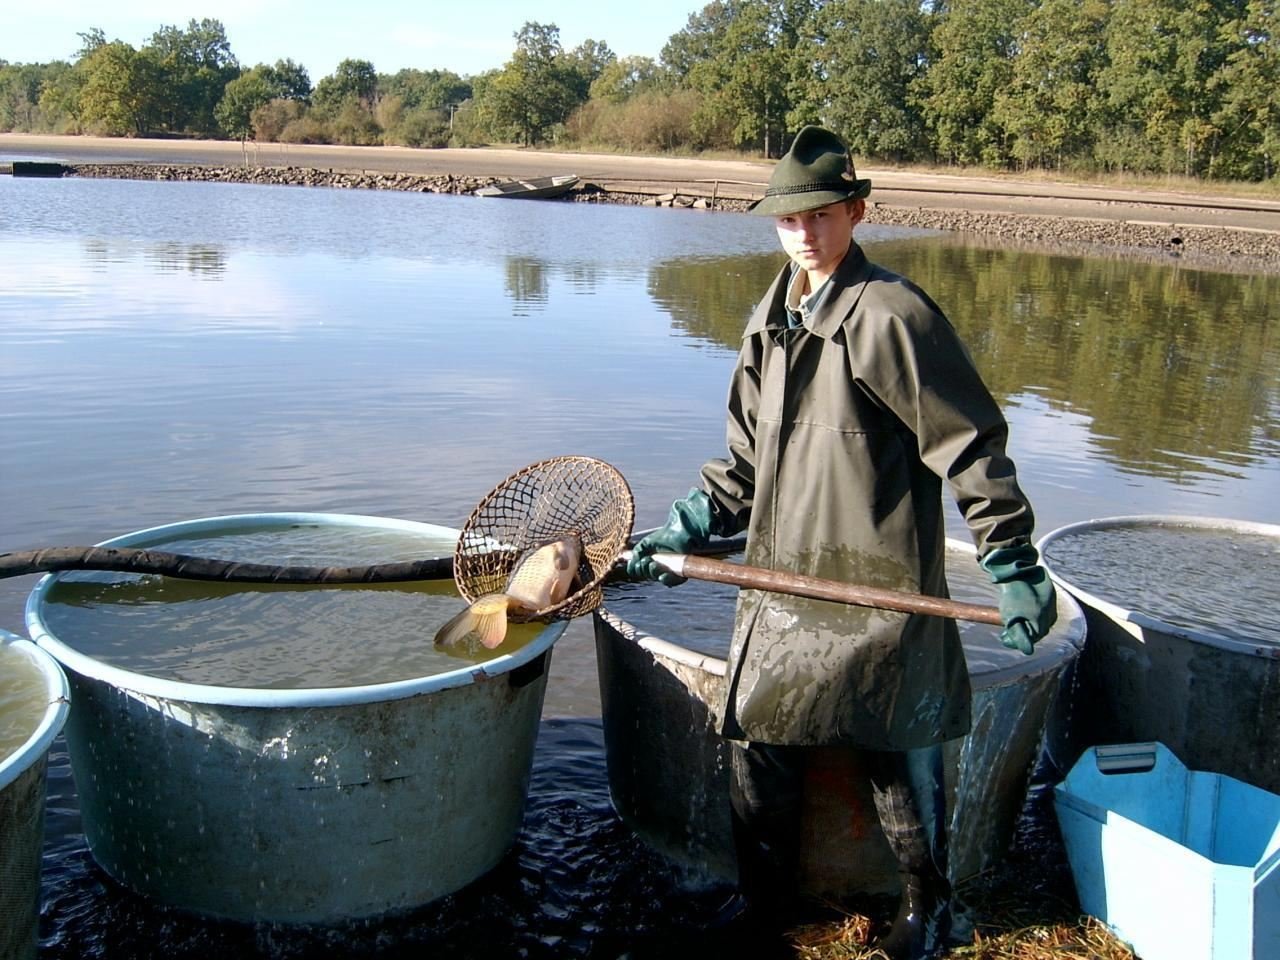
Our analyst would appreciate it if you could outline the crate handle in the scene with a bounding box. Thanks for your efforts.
[1094,742,1158,775]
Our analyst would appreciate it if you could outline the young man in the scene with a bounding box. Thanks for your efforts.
[628,126,1056,960]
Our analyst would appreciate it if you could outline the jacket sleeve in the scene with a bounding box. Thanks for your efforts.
[850,274,1035,556]
[699,333,764,538]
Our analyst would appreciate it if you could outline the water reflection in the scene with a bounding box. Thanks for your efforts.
[505,257,550,312]
[649,251,785,345]
[649,237,1280,481]
[80,238,225,276]
[2,175,1278,960]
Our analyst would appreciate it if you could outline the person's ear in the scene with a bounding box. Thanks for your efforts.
[849,198,866,228]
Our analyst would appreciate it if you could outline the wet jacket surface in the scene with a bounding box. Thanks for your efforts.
[700,243,1035,750]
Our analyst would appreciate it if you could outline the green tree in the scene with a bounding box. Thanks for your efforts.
[77,40,161,135]
[215,66,276,139]
[314,58,378,112]
[660,1,741,80]
[990,0,1109,170]
[76,28,107,59]
[379,68,469,110]
[146,18,239,136]
[1210,0,1279,179]
[918,0,1035,165]
[666,0,812,156]
[1095,0,1246,176]
[563,39,616,100]
[265,59,312,101]
[588,55,662,103]
[479,22,581,144]
[0,62,49,131]
[215,59,313,139]
[798,0,931,161]
[38,61,85,132]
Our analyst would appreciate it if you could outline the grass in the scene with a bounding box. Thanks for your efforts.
[784,882,1137,960]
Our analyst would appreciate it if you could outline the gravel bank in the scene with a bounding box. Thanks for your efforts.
[63,161,1280,274]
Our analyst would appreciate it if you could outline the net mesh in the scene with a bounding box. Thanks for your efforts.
[453,456,634,622]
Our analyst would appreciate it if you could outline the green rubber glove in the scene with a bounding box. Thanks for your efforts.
[627,488,717,587]
[979,543,1057,655]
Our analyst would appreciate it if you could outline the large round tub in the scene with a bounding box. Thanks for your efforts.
[1,630,70,960]
[25,513,565,925]
[1039,515,1280,794]
[594,538,1086,894]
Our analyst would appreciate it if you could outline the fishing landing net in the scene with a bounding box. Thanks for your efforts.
[452,455,634,623]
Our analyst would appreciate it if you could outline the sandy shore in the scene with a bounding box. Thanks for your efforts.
[5,133,1280,273]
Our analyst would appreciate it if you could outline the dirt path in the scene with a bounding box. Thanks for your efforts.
[5,133,1279,270]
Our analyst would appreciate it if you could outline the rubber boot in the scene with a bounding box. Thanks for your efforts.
[868,745,954,960]
[873,869,953,960]
[719,741,804,954]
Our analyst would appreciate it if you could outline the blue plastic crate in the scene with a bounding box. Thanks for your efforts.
[1055,742,1280,960]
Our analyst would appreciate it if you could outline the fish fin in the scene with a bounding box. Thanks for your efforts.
[433,594,512,650]
[474,595,513,648]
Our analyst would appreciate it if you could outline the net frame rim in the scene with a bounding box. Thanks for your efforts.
[451,455,634,622]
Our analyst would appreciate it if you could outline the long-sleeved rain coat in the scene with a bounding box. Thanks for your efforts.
[700,243,1035,751]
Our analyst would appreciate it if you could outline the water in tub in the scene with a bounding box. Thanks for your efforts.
[1040,524,1280,644]
[0,643,48,762]
[37,523,546,687]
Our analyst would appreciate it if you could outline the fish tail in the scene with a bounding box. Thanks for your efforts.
[433,593,513,650]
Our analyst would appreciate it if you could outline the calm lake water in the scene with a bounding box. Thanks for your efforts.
[2,173,1278,957]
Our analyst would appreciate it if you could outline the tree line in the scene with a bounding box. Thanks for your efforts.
[1,0,1276,182]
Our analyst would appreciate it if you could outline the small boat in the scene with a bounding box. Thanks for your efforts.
[475,175,579,200]
[7,161,67,178]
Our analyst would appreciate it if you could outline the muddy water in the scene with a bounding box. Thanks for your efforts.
[36,524,541,687]
[0,643,47,762]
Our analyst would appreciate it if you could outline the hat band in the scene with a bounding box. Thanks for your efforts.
[763,180,857,198]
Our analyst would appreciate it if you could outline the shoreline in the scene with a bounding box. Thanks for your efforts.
[66,160,1280,275]
[5,132,1279,273]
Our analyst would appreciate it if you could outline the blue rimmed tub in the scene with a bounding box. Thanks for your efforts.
[25,513,565,925]
[1039,515,1280,795]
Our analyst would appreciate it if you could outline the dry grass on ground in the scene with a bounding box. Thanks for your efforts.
[785,783,1139,960]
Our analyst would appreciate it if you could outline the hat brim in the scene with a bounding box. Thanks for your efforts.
[749,180,871,217]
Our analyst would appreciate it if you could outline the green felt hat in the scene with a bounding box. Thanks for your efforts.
[750,126,871,216]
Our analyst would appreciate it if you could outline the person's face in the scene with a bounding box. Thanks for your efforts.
[774,198,864,281]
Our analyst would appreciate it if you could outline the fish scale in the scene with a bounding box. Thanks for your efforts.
[434,537,583,651]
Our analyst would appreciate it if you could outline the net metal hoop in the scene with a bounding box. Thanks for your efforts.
[452,456,635,622]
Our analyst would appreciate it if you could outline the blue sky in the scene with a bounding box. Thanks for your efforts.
[2,1,701,79]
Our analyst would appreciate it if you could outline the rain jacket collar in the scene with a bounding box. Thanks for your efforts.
[745,243,874,339]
